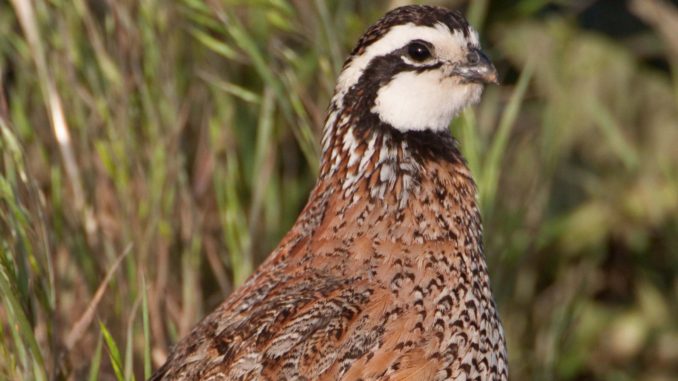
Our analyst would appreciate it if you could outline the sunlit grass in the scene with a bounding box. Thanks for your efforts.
[1,1,677,380]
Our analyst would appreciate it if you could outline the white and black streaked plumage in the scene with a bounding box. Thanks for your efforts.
[151,5,506,381]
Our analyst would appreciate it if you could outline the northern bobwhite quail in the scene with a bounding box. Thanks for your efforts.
[151,5,507,380]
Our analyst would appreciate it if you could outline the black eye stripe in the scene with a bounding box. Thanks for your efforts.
[407,61,443,74]
[349,51,443,105]
[378,49,442,71]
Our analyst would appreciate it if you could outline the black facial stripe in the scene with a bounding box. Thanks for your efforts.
[340,51,459,163]
[411,61,444,72]
[344,52,443,122]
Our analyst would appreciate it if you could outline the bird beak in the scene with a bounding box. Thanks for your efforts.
[456,48,499,85]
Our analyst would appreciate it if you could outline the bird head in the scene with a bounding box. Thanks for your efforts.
[333,5,497,133]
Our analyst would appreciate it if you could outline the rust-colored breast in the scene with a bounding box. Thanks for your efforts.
[151,152,508,380]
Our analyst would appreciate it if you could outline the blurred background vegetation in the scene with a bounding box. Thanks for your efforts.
[1,0,677,380]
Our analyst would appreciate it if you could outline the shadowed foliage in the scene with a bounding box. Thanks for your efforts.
[0,0,676,380]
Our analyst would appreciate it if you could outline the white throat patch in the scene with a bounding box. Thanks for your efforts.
[372,72,483,132]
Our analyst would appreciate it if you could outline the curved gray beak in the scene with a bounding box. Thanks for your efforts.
[456,48,499,85]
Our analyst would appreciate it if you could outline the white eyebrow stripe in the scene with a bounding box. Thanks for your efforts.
[336,23,449,95]
[334,22,479,99]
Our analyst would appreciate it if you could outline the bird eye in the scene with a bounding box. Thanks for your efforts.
[466,51,480,65]
[407,42,432,62]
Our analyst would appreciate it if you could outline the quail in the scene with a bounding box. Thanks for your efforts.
[151,5,507,380]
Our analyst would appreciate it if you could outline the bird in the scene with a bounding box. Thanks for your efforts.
[151,5,507,381]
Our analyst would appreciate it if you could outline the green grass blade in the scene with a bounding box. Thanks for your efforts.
[586,99,639,170]
[480,58,535,214]
[0,254,46,379]
[215,9,319,168]
[314,0,342,75]
[466,0,490,31]
[457,109,482,179]
[142,277,152,379]
[100,321,125,381]
[87,334,104,381]
[124,309,136,381]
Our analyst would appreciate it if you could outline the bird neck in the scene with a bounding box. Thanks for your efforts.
[311,108,482,245]
[264,106,486,296]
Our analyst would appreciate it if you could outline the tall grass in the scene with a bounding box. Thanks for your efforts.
[1,0,677,380]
